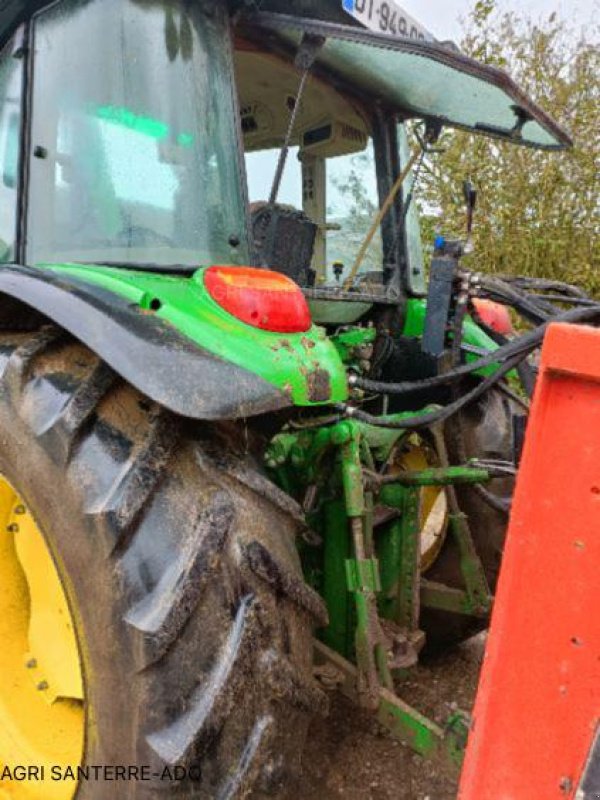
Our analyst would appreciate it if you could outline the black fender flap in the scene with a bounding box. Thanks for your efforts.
[0,265,291,420]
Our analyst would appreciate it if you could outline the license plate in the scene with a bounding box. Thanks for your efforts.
[342,0,434,42]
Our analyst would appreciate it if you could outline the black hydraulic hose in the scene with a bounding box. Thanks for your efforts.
[340,351,526,430]
[525,294,598,306]
[352,304,600,396]
[480,292,554,324]
[476,274,585,322]
[468,301,537,397]
[496,380,530,411]
[473,481,512,515]
[477,277,595,329]
[477,278,556,324]
[288,413,344,430]
[352,338,534,395]
[501,276,590,300]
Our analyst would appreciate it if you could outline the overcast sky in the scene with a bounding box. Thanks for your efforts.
[399,0,599,41]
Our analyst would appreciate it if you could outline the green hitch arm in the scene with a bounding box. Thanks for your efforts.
[372,465,491,487]
[336,423,393,706]
[393,486,422,635]
[314,640,469,772]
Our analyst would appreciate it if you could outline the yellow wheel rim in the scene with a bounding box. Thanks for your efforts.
[0,475,84,799]
[394,436,449,573]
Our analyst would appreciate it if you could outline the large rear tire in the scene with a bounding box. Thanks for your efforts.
[0,327,326,799]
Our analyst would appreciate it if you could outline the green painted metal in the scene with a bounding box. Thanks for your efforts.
[376,484,405,614]
[269,420,407,494]
[316,639,468,771]
[363,490,375,554]
[345,557,381,592]
[0,0,533,769]
[377,690,444,759]
[444,712,471,768]
[420,580,489,618]
[378,465,491,487]
[393,487,421,630]
[449,513,493,615]
[338,427,365,517]
[268,417,494,637]
[336,425,393,700]
[353,580,379,698]
[377,675,469,769]
[267,407,490,764]
[331,326,377,367]
[42,263,348,406]
[321,499,353,656]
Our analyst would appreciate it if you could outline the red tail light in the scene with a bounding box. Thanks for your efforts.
[203,266,311,333]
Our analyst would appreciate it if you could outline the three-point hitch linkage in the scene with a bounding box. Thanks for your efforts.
[266,404,499,769]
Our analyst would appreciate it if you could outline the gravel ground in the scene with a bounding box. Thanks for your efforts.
[298,634,486,800]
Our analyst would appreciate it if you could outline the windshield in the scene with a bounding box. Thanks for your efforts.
[242,13,571,151]
[27,0,249,269]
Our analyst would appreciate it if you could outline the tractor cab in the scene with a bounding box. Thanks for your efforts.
[0,0,569,292]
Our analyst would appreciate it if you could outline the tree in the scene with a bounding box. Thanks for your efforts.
[417,0,599,295]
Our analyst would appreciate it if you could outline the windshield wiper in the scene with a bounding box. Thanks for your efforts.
[268,33,325,205]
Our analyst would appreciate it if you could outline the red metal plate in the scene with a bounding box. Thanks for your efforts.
[459,323,600,800]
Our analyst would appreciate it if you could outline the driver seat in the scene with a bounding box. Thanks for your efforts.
[250,201,317,286]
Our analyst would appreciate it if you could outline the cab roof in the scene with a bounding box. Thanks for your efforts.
[0,0,45,48]
[0,0,571,150]
[239,11,572,150]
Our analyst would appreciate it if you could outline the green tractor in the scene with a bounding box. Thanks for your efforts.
[0,0,591,797]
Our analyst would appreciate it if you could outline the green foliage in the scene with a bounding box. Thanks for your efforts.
[418,1,599,295]
[328,151,383,275]
[331,152,378,222]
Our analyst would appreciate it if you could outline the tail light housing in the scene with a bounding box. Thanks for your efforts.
[203,266,311,333]
[473,298,514,336]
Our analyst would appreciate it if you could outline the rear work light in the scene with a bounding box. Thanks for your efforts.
[203,266,311,333]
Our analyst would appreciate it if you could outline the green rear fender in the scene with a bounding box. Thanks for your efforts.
[45,264,349,407]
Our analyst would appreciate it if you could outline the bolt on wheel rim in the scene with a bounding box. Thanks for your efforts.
[0,475,84,798]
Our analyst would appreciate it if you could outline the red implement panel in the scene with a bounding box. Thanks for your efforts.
[459,323,600,800]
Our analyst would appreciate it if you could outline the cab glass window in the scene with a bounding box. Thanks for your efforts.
[245,146,302,208]
[0,37,22,262]
[27,0,248,268]
[325,142,382,284]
